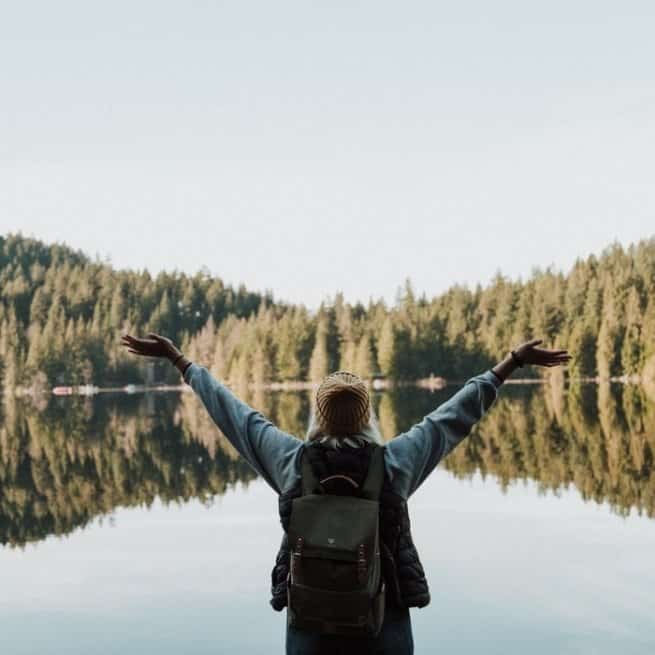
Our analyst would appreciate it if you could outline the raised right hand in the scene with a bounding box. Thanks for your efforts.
[514,339,571,368]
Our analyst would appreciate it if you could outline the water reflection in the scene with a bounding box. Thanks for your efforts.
[1,380,653,547]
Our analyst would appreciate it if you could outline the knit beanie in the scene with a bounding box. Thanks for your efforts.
[315,370,371,436]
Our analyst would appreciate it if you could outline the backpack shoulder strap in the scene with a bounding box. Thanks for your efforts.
[359,444,385,501]
[300,444,323,496]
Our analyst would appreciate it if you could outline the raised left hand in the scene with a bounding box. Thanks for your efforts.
[120,333,182,361]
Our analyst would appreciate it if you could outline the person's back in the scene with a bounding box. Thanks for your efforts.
[284,440,386,640]
[121,333,571,654]
[280,438,419,655]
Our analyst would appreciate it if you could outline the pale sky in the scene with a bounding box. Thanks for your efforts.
[1,1,654,308]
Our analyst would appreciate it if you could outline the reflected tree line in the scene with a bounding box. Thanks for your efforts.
[445,381,655,519]
[1,379,653,547]
[0,392,256,547]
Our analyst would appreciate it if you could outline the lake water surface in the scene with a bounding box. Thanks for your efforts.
[1,381,654,654]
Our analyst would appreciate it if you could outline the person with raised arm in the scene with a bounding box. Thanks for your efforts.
[121,332,570,654]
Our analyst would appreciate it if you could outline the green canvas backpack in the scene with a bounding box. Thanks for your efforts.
[286,443,386,638]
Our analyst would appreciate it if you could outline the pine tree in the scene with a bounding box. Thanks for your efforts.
[275,314,301,381]
[354,334,375,379]
[621,287,643,375]
[596,316,616,380]
[596,283,621,380]
[377,316,396,379]
[308,319,330,382]
[252,343,273,386]
[567,321,596,378]
[29,287,50,326]
[210,336,227,380]
[339,340,357,373]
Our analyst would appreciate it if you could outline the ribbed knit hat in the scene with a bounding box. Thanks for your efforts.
[315,370,370,436]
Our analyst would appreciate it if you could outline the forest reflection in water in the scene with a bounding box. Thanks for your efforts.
[1,377,654,548]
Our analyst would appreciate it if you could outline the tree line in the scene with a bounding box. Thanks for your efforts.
[1,232,654,391]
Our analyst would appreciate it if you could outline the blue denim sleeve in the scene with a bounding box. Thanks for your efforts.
[184,363,303,494]
[383,370,502,499]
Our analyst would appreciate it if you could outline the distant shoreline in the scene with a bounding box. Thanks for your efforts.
[6,373,647,399]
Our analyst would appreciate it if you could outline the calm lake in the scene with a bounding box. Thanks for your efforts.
[1,380,654,654]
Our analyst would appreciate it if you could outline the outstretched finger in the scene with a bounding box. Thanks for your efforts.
[527,338,543,346]
[122,335,148,346]
[129,336,157,346]
[535,346,568,355]
[546,357,571,365]
[127,348,149,356]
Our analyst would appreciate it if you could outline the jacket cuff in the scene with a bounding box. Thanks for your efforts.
[183,362,197,385]
[487,369,504,388]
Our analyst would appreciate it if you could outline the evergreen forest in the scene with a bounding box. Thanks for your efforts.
[1,233,654,392]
